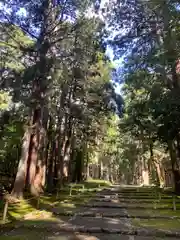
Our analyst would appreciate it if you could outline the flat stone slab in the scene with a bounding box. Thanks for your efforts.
[43,233,180,240]
[7,223,180,238]
[118,198,178,202]
[133,237,179,240]
[76,213,180,219]
[82,203,177,210]
[79,207,127,216]
[95,194,173,200]
[82,202,125,208]
[68,216,131,231]
[49,233,130,240]
[49,234,180,240]
[95,194,118,199]
[118,195,173,198]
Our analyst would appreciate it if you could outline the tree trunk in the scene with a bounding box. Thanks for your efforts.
[153,161,163,187]
[86,152,90,180]
[12,0,62,197]
[47,140,55,192]
[11,127,31,198]
[168,140,180,193]
[148,141,154,184]
[74,150,83,183]
[27,108,41,195]
[68,135,75,183]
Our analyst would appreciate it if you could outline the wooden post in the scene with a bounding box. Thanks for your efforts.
[2,201,9,223]
[56,190,59,199]
[69,186,72,196]
[36,196,40,209]
[173,195,176,211]
[153,200,157,209]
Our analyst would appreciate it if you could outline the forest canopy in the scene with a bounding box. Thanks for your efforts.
[0,0,180,198]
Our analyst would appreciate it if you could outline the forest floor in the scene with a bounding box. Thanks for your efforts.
[1,182,180,239]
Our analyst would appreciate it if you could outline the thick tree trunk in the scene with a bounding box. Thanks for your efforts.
[168,140,180,193]
[12,0,61,197]
[38,108,49,189]
[11,127,31,198]
[27,109,41,183]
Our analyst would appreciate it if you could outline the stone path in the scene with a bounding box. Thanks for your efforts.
[2,186,180,239]
[50,186,180,239]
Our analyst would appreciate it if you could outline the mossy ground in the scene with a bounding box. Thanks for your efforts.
[123,187,180,231]
[129,208,180,217]
[0,180,111,240]
[132,218,180,230]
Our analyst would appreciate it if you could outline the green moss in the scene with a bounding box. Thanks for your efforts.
[129,209,180,217]
[125,201,180,208]
[132,218,180,230]
[84,179,112,187]
[0,179,104,224]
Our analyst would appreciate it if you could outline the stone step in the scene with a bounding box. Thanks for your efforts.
[93,198,180,203]
[11,222,180,238]
[96,194,173,199]
[51,209,180,219]
[5,231,180,240]
[81,203,180,210]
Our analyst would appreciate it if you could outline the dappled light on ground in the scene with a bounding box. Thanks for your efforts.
[1,185,180,239]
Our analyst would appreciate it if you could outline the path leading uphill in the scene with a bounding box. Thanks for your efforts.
[2,185,180,240]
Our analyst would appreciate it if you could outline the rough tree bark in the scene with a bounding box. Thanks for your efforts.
[11,127,31,198]
[168,140,180,194]
[12,0,57,198]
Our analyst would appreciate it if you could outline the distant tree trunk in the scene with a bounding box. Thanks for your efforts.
[11,127,31,198]
[85,152,90,180]
[153,161,163,187]
[57,133,67,186]
[47,140,55,192]
[98,158,103,179]
[74,149,83,182]
[148,141,154,184]
[168,140,180,193]
[53,137,59,188]
[68,134,76,182]
[149,142,153,172]
[63,138,71,180]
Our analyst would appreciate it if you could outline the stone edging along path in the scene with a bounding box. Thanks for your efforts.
[2,186,180,239]
[93,198,180,203]
[95,194,174,199]
[51,210,180,219]
[2,221,180,238]
[77,203,179,210]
